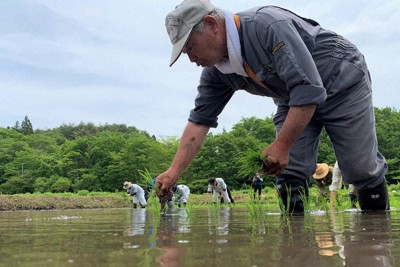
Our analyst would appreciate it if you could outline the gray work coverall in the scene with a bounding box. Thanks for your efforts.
[188,6,386,190]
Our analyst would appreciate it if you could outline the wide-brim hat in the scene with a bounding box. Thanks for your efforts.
[165,0,216,66]
[123,181,132,189]
[313,163,330,179]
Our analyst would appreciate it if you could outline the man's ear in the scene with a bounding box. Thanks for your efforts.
[203,15,220,33]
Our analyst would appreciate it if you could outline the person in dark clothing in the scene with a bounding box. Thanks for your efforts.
[252,172,263,200]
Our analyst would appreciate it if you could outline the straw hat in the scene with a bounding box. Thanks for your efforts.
[123,181,132,190]
[319,249,338,256]
[313,163,330,179]
[315,235,334,248]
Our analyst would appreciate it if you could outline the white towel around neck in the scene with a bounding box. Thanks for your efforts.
[215,10,248,77]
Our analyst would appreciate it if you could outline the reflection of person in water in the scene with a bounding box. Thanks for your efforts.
[278,216,324,265]
[155,216,186,267]
[329,211,394,266]
[207,207,231,238]
[123,208,147,236]
[177,208,191,234]
[315,234,343,258]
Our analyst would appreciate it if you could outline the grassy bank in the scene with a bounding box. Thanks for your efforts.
[0,194,129,211]
[0,186,398,211]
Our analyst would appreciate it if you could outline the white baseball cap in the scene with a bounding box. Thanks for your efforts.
[165,0,216,66]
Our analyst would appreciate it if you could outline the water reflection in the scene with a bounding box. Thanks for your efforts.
[311,210,394,267]
[0,208,398,266]
[123,208,146,236]
[336,211,393,266]
[176,208,191,234]
[155,211,187,267]
[208,207,231,240]
[277,215,322,265]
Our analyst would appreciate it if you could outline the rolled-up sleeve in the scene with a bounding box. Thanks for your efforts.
[188,68,236,127]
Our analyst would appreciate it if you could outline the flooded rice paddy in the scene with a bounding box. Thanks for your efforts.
[0,207,399,266]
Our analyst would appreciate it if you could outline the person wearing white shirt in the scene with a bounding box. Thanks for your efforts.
[123,181,147,208]
[172,184,191,207]
[207,177,234,204]
[313,162,357,208]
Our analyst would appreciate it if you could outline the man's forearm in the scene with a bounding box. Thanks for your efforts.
[275,105,316,150]
[330,191,337,207]
[169,122,209,176]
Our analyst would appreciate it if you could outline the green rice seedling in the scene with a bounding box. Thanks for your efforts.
[248,215,267,245]
[298,188,311,214]
[185,203,194,219]
[247,187,255,202]
[138,169,162,217]
[138,168,154,185]
[147,215,160,248]
[246,201,265,219]
[313,194,330,212]
[246,201,257,218]
[389,191,398,208]
[210,200,222,216]
[137,248,153,266]
[146,193,161,219]
[245,188,265,218]
[237,149,267,178]
[277,185,291,217]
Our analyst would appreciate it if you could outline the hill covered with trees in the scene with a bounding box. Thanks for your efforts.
[1,107,399,194]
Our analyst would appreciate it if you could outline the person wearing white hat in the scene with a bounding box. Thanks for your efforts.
[313,162,357,209]
[157,0,390,212]
[123,181,147,209]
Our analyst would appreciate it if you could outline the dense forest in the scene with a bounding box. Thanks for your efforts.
[1,107,399,194]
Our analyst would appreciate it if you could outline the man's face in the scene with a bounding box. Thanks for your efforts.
[182,20,225,67]
[322,173,333,185]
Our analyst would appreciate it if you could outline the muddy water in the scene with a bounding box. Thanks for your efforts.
[0,207,398,267]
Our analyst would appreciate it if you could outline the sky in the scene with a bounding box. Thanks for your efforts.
[1,1,399,137]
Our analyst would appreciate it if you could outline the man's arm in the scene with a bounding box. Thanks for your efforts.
[329,162,342,208]
[156,122,209,195]
[330,191,337,207]
[262,104,316,175]
[315,180,326,195]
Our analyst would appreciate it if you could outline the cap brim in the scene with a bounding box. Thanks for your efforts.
[169,28,192,67]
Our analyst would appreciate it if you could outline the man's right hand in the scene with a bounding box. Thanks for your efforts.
[155,170,179,197]
[261,140,290,176]
[156,122,209,196]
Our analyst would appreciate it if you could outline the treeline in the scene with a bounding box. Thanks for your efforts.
[1,107,399,194]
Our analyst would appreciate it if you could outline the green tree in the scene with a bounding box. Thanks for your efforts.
[0,176,34,194]
[20,116,34,135]
[34,177,51,193]
[375,107,400,183]
[51,176,71,192]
